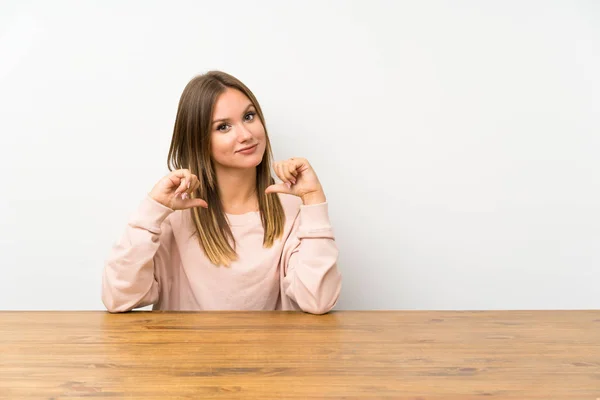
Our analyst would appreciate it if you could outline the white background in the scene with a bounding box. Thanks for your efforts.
[1,0,598,310]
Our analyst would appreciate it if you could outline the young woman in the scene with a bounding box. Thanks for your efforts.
[102,71,341,314]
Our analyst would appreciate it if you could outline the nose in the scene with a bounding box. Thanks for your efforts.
[236,123,253,142]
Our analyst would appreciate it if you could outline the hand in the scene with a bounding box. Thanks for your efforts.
[265,158,326,204]
[149,169,208,210]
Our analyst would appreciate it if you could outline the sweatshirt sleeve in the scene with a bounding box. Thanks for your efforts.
[281,202,342,314]
[102,195,175,313]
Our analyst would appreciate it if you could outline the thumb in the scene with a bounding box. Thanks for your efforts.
[265,183,292,195]
[182,198,209,209]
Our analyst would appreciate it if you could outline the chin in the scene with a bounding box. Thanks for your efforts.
[246,153,265,168]
[232,151,265,169]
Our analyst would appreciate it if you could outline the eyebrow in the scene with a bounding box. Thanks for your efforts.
[212,103,255,125]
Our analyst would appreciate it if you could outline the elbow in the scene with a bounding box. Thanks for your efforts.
[302,288,341,315]
[104,305,129,314]
[103,303,132,314]
[302,301,337,315]
[299,271,342,315]
[101,276,123,313]
[101,272,145,313]
[101,290,134,313]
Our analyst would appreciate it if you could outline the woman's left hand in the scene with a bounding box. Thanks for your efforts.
[265,157,326,205]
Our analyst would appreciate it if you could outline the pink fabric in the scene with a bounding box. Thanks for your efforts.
[102,194,341,314]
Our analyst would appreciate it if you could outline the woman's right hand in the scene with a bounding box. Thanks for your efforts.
[149,169,208,210]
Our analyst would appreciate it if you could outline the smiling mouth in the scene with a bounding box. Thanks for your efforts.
[237,144,258,152]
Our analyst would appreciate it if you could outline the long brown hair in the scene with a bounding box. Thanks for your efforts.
[167,71,285,266]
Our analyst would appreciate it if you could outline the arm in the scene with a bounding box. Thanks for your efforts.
[101,196,175,313]
[281,201,342,315]
[265,157,342,315]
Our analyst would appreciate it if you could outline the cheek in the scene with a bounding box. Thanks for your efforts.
[210,135,232,160]
[255,128,267,152]
[253,125,266,142]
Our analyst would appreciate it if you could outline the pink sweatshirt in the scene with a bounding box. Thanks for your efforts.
[102,193,341,314]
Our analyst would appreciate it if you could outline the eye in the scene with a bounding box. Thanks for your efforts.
[217,123,230,132]
[245,111,256,121]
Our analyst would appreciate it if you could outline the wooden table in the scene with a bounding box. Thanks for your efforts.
[1,311,599,399]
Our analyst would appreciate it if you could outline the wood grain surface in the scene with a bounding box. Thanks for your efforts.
[1,311,599,399]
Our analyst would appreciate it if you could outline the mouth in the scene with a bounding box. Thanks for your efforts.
[236,144,258,153]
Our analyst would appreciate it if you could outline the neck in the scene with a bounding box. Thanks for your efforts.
[215,166,258,214]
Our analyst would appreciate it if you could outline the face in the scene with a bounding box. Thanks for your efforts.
[210,87,266,171]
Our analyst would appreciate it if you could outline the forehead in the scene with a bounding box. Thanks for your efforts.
[213,88,253,118]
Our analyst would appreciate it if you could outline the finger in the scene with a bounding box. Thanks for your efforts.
[276,162,292,184]
[187,174,199,194]
[281,162,295,184]
[286,163,298,184]
[172,190,208,208]
[171,168,192,180]
[185,174,202,202]
[291,157,309,173]
[191,178,200,194]
[265,183,292,195]
[175,182,187,198]
[288,162,298,177]
[273,162,286,183]
[186,179,200,200]
[177,197,208,209]
[172,169,191,195]
[182,197,209,209]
